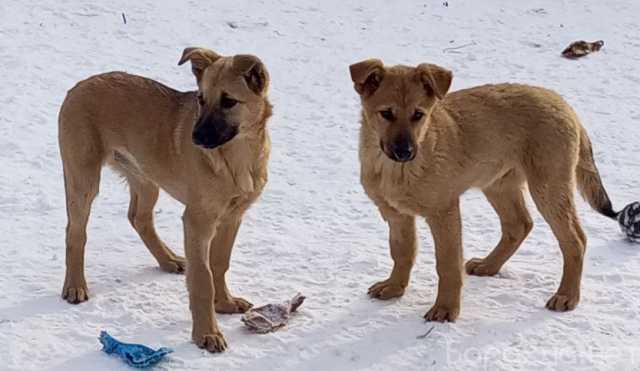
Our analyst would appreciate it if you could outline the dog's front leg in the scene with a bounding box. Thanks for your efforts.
[424,201,463,322]
[210,215,253,314]
[183,206,226,353]
[368,206,417,299]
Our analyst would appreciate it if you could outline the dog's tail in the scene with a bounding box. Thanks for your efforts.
[575,128,618,220]
[577,128,640,242]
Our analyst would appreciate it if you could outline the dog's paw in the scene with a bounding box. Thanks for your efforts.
[368,280,405,300]
[62,284,89,304]
[546,293,579,311]
[215,296,253,314]
[424,303,459,322]
[465,258,500,276]
[159,255,186,274]
[193,332,227,353]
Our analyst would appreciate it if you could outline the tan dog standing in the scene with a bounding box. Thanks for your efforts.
[58,47,272,352]
[349,59,621,321]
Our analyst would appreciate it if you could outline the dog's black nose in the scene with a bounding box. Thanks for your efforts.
[391,142,415,162]
[192,132,203,145]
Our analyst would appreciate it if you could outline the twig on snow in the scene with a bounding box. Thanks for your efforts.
[416,326,435,339]
[122,12,127,24]
[443,41,477,53]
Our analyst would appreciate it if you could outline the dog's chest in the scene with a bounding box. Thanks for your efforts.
[381,184,427,215]
[363,169,430,216]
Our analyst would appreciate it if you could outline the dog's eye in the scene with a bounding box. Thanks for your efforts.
[412,110,424,121]
[220,95,238,109]
[197,93,205,106]
[379,110,395,121]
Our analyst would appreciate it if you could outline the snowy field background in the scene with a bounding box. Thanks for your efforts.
[1,0,640,370]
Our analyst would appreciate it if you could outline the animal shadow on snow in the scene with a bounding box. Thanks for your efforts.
[1,266,169,323]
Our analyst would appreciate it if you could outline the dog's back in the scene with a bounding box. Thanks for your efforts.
[59,72,194,159]
[440,83,582,158]
[423,83,586,188]
[59,72,198,196]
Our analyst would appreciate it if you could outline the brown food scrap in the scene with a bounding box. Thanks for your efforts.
[241,293,306,334]
[562,40,604,59]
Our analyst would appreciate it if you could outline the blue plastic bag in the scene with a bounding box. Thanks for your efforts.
[99,331,173,368]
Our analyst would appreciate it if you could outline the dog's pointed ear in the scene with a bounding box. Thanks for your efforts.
[349,59,384,96]
[232,54,269,95]
[178,47,221,83]
[416,63,452,99]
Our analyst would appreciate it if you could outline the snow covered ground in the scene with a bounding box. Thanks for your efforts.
[1,0,639,370]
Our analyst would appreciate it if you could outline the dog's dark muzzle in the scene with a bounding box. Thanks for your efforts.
[192,117,238,149]
[382,138,417,162]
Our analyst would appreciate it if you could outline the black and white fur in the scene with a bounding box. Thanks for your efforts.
[617,201,640,242]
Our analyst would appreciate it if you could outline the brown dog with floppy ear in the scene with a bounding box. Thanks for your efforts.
[350,59,384,96]
[59,47,273,352]
[178,47,221,83]
[350,58,621,322]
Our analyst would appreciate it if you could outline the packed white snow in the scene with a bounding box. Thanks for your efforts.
[1,0,639,370]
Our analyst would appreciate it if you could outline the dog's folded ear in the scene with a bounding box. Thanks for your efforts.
[232,55,269,95]
[416,63,452,99]
[349,59,384,96]
[178,47,221,83]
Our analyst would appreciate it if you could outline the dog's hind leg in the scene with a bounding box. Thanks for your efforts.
[60,138,102,304]
[466,170,533,276]
[528,176,586,311]
[126,175,186,273]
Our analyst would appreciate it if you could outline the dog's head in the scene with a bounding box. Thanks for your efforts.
[349,59,452,162]
[179,47,270,149]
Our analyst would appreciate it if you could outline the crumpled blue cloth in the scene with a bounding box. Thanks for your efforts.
[99,331,173,368]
